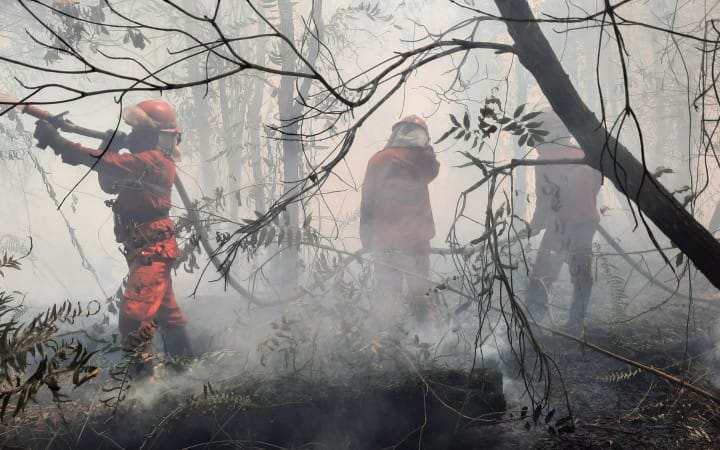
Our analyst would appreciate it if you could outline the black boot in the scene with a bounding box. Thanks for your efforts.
[163,326,193,358]
[525,278,549,322]
[565,282,592,336]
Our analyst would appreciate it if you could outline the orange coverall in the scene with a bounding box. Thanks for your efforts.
[48,140,186,338]
[360,146,440,300]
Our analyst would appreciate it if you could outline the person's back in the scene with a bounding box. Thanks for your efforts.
[533,146,601,231]
[525,109,602,335]
[361,146,438,251]
[359,115,440,321]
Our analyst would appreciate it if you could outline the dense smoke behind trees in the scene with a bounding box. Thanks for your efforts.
[0,0,719,419]
[0,0,713,295]
[0,0,720,446]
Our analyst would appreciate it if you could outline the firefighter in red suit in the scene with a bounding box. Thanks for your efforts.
[33,99,190,376]
[360,115,440,320]
[526,109,602,334]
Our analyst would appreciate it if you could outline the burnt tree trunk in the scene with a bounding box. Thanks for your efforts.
[190,62,216,195]
[277,0,302,293]
[219,76,246,221]
[248,19,267,215]
[494,0,720,288]
[276,0,323,294]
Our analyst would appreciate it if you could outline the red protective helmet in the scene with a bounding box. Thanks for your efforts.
[393,114,428,131]
[122,99,180,132]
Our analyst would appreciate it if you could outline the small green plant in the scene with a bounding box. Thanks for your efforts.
[597,365,641,383]
[0,291,101,420]
[595,242,630,339]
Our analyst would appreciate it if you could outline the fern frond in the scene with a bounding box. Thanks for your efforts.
[597,365,641,383]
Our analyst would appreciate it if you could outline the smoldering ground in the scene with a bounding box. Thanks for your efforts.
[2,0,720,448]
[0,271,510,449]
[4,220,717,450]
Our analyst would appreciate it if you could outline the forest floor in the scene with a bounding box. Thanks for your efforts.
[497,295,720,449]
[2,289,720,449]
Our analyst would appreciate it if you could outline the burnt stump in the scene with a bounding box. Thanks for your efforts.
[132,368,506,449]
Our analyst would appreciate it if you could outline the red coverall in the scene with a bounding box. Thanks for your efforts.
[48,141,186,338]
[360,146,440,304]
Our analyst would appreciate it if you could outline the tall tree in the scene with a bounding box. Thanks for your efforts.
[190,60,217,195]
[219,74,247,220]
[276,0,302,292]
[276,0,323,293]
[248,19,268,215]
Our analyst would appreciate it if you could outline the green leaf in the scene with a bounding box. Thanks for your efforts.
[675,252,684,267]
[652,166,674,179]
[459,151,489,174]
[513,104,526,118]
[682,193,696,208]
[470,231,490,245]
[450,114,460,127]
[525,121,543,129]
[531,129,550,136]
[481,107,497,120]
[434,127,457,144]
[497,117,512,125]
[521,111,543,121]
[463,111,470,129]
[518,133,528,147]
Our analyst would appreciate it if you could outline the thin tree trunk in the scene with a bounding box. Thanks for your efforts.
[495,0,720,289]
[190,62,216,195]
[513,64,528,220]
[277,0,302,292]
[276,0,323,294]
[248,20,267,215]
[220,76,247,221]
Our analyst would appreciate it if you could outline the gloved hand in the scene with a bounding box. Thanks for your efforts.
[33,120,61,149]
